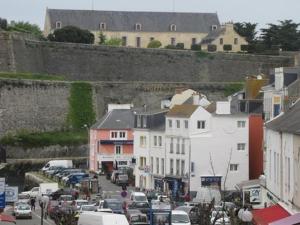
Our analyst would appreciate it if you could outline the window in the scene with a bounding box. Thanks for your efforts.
[170,159,174,174]
[192,38,197,45]
[237,143,246,151]
[143,116,147,128]
[237,121,246,128]
[158,136,162,146]
[122,36,127,46]
[56,21,62,29]
[150,37,154,41]
[171,37,176,46]
[197,120,206,129]
[176,159,180,175]
[115,145,122,155]
[119,131,126,138]
[181,139,185,154]
[136,37,141,47]
[170,137,174,153]
[99,22,106,30]
[135,23,142,31]
[184,120,188,129]
[111,131,118,139]
[181,160,185,176]
[154,136,157,146]
[191,162,195,173]
[230,164,238,171]
[176,138,180,154]
[140,136,146,147]
[161,158,164,175]
[137,115,142,127]
[170,24,176,31]
[176,120,180,128]
[234,38,238,45]
[156,158,159,174]
[211,25,218,30]
[219,38,223,45]
[168,119,172,128]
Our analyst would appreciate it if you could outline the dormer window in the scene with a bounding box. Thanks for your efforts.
[99,22,106,30]
[135,23,142,31]
[211,25,218,30]
[170,24,176,32]
[56,21,62,29]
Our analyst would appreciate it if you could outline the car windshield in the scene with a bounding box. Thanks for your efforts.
[134,202,149,208]
[131,215,147,222]
[134,196,147,202]
[18,205,30,210]
[107,202,122,210]
[76,201,88,206]
[18,195,29,199]
[172,214,190,223]
[82,205,95,211]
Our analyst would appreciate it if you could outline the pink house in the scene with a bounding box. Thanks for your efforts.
[89,109,134,172]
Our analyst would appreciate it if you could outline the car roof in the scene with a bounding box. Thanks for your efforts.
[105,198,121,202]
[132,192,146,196]
[175,206,193,212]
[172,210,189,215]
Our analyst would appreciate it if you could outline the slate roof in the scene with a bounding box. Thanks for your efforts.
[166,105,198,118]
[91,109,134,129]
[46,9,220,33]
[266,100,300,135]
[201,27,225,44]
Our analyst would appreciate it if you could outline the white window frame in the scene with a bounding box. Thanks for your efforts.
[184,120,189,129]
[176,120,180,128]
[115,145,122,155]
[158,136,162,147]
[140,136,147,147]
[156,157,159,174]
[137,115,142,127]
[170,137,174,153]
[154,136,157,146]
[56,21,62,29]
[176,138,180,154]
[197,120,206,129]
[99,22,106,30]
[170,159,174,174]
[110,131,118,139]
[237,121,246,128]
[237,143,246,151]
[135,23,142,31]
[181,139,185,154]
[142,116,147,128]
[211,25,218,30]
[170,24,176,32]
[171,37,176,46]
[119,131,127,139]
[230,164,238,171]
[168,119,172,128]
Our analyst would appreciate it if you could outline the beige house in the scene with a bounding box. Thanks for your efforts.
[44,8,220,49]
[201,23,248,52]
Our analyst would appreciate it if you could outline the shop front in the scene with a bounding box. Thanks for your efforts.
[154,176,164,192]
[164,176,185,199]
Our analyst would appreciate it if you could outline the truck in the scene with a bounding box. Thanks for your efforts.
[38,183,59,197]
[41,160,73,172]
[78,212,129,225]
[21,186,39,199]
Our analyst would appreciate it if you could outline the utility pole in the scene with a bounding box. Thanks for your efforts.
[40,202,44,225]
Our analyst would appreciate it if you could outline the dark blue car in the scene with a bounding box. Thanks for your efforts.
[103,199,124,214]
[66,173,88,185]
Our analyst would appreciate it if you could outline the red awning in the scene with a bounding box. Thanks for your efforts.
[0,214,16,224]
[269,213,300,225]
[252,204,290,225]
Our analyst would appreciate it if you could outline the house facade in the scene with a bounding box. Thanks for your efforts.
[134,110,167,191]
[89,107,134,172]
[44,8,220,49]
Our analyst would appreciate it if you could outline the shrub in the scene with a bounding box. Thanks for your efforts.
[176,43,184,49]
[191,44,202,51]
[98,32,106,45]
[48,26,95,44]
[207,45,217,52]
[241,45,249,52]
[223,44,232,51]
[147,40,162,48]
[165,44,177,49]
[0,18,7,30]
[104,38,122,46]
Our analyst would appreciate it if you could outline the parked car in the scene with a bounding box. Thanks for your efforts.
[75,199,89,210]
[21,187,39,199]
[171,210,191,225]
[65,173,89,185]
[50,188,79,200]
[80,204,97,213]
[41,160,73,172]
[175,206,199,224]
[116,174,129,186]
[128,202,150,216]
[102,199,124,214]
[17,193,30,204]
[13,201,28,216]
[126,209,149,225]
[129,192,148,203]
[210,210,231,225]
[58,194,73,204]
[14,204,32,219]
[111,170,121,183]
[78,211,129,225]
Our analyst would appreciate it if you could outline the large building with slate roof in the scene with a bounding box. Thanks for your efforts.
[44,8,220,49]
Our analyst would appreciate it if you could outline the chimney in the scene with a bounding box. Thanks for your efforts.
[216,101,231,115]
[192,93,200,105]
[275,67,284,91]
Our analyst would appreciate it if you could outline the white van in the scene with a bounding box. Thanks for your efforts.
[78,212,129,225]
[41,160,73,171]
[194,187,221,205]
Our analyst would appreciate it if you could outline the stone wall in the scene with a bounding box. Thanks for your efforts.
[0,32,294,82]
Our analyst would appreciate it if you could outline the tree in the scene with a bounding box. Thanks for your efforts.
[48,26,95,44]
[147,40,162,48]
[104,38,122,46]
[0,18,7,30]
[260,20,300,51]
[234,22,258,43]
[98,32,106,45]
[8,21,43,38]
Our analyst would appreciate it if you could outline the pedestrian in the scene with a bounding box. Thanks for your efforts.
[30,197,36,211]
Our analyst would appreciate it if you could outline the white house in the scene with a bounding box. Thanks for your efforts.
[264,100,300,214]
[165,102,249,197]
[134,110,168,190]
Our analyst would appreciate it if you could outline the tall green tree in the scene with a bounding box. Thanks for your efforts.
[48,26,95,44]
[8,21,43,38]
[234,22,258,43]
[260,20,300,51]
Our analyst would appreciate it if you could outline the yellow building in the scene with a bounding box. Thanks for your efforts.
[201,23,248,52]
[44,9,221,49]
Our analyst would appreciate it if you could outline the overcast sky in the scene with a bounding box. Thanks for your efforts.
[1,0,299,30]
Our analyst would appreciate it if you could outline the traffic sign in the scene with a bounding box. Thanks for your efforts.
[0,178,5,209]
[121,191,127,198]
